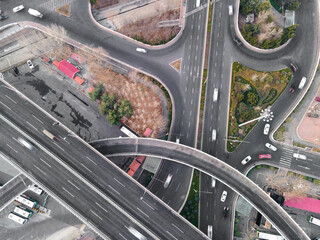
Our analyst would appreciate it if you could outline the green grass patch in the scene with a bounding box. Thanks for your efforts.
[180,170,200,227]
[227,63,292,152]
[207,4,213,32]
[200,70,208,111]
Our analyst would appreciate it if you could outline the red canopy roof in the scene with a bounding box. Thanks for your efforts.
[129,160,141,172]
[285,197,320,214]
[144,128,152,137]
[58,60,79,79]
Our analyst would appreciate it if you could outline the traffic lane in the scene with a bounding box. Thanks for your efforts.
[149,3,208,211]
[0,124,156,240]
[0,95,206,240]
[0,174,31,208]
[0,112,191,240]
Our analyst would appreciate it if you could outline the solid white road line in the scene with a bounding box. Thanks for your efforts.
[137,207,149,218]
[86,156,98,166]
[80,163,92,173]
[32,115,44,124]
[68,180,81,190]
[90,210,103,220]
[96,202,109,213]
[0,101,11,110]
[26,121,38,131]
[172,223,184,233]
[6,144,17,153]
[5,95,17,104]
[114,178,125,187]
[34,165,47,175]
[108,185,120,195]
[39,158,52,168]
[62,187,75,197]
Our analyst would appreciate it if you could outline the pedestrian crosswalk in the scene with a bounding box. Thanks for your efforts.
[279,147,293,168]
[40,0,76,12]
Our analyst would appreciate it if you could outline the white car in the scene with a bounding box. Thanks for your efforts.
[265,143,277,151]
[27,60,34,69]
[164,174,172,188]
[211,177,216,188]
[263,124,270,135]
[241,156,251,165]
[13,5,24,13]
[127,227,147,240]
[212,129,216,141]
[220,190,227,202]
[17,137,34,150]
[136,47,147,53]
[293,153,307,160]
[213,88,218,102]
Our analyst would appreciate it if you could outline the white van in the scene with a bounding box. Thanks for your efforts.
[212,129,216,141]
[298,77,306,89]
[17,137,34,150]
[211,178,216,188]
[213,88,218,102]
[207,225,213,239]
[293,153,307,160]
[228,5,233,15]
[29,185,44,195]
[164,174,172,188]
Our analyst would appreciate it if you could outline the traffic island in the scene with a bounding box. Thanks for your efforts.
[227,62,292,152]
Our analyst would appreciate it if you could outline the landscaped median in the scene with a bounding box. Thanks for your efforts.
[227,62,292,152]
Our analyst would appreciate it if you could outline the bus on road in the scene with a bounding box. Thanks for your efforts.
[8,212,28,224]
[15,195,38,208]
[308,216,320,226]
[257,231,285,240]
[120,126,138,138]
[14,206,33,218]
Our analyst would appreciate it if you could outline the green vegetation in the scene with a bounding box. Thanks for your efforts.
[90,85,133,126]
[89,84,104,102]
[207,4,213,32]
[132,34,177,46]
[270,0,301,11]
[241,23,298,49]
[180,170,200,227]
[240,0,271,15]
[227,62,292,152]
[90,0,97,4]
[234,212,241,237]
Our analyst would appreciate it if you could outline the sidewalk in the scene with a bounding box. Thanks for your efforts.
[278,72,320,149]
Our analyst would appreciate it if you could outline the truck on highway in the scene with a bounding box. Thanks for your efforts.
[298,77,306,89]
[28,8,43,18]
[196,0,200,7]
[257,231,285,240]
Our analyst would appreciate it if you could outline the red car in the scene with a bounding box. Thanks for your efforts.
[289,84,296,92]
[316,97,320,102]
[259,154,271,159]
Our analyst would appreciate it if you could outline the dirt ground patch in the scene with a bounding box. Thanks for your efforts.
[28,26,168,138]
[118,9,181,45]
[92,0,119,9]
[55,4,71,17]
[170,59,181,72]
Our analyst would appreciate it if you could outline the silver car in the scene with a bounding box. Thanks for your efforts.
[265,143,277,151]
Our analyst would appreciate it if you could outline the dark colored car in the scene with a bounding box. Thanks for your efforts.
[307,113,319,118]
[290,63,298,72]
[0,15,8,20]
[233,37,242,46]
[223,207,229,218]
[289,84,296,92]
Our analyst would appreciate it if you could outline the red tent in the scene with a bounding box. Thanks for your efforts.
[144,128,152,137]
[58,60,79,79]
